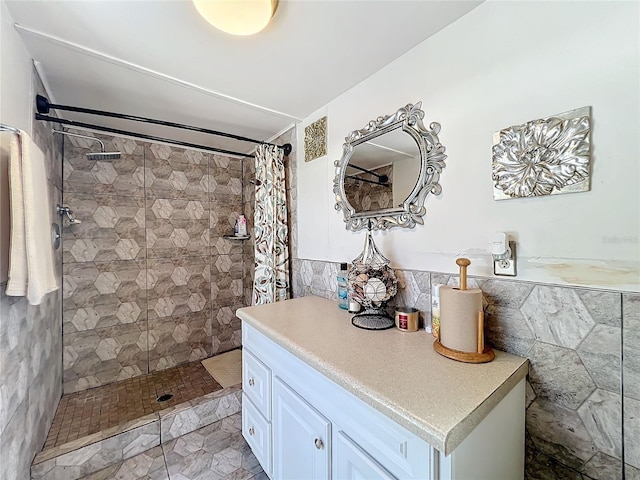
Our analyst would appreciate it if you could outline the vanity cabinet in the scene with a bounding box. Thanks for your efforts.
[238,296,528,480]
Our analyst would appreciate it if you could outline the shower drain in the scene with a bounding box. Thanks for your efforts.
[157,393,173,402]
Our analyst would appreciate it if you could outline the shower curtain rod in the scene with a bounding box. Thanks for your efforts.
[35,95,292,157]
[36,113,259,158]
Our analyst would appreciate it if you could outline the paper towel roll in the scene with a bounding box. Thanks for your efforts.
[439,286,483,353]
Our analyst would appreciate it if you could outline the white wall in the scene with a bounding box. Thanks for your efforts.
[298,1,640,292]
[1,1,34,283]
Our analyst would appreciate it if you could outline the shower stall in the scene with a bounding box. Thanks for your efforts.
[60,131,250,394]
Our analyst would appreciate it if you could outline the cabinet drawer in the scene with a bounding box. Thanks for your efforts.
[243,348,271,419]
[242,393,272,476]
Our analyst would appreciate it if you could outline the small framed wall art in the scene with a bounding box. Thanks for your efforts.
[304,116,327,162]
[492,106,591,200]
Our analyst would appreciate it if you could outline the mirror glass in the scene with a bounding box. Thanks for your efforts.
[344,126,421,213]
[333,102,447,231]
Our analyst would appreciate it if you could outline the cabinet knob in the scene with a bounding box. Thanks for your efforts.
[314,438,323,449]
[248,378,255,386]
[249,427,255,436]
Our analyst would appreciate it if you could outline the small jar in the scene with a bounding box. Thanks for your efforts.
[395,307,419,332]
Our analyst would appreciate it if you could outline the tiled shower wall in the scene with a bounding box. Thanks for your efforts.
[290,261,639,480]
[0,70,63,480]
[61,133,247,394]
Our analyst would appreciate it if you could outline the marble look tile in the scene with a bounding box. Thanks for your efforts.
[624,293,640,402]
[576,324,621,393]
[577,290,622,327]
[520,286,596,349]
[525,452,587,479]
[146,198,210,259]
[299,259,313,288]
[211,254,244,307]
[579,452,622,480]
[162,413,262,480]
[322,262,338,297]
[160,388,242,442]
[623,293,640,329]
[209,204,242,236]
[63,322,148,394]
[35,414,158,464]
[485,305,536,357]
[211,274,245,309]
[31,421,160,480]
[577,389,622,459]
[212,306,243,354]
[146,257,210,319]
[63,260,147,334]
[210,154,243,204]
[148,311,211,372]
[528,341,596,409]
[394,270,431,323]
[63,135,145,197]
[81,445,168,480]
[627,463,640,480]
[526,380,537,409]
[63,193,146,263]
[481,279,534,309]
[526,398,596,469]
[624,326,640,400]
[145,144,208,200]
[625,396,640,468]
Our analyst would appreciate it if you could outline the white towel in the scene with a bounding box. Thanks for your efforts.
[6,131,58,305]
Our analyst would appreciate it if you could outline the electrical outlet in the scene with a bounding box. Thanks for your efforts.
[493,241,517,276]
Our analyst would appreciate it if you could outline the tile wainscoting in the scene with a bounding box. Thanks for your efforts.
[290,258,639,480]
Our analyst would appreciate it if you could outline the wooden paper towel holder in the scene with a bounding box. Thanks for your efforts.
[433,258,495,363]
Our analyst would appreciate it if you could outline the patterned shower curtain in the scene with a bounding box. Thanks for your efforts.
[252,144,290,305]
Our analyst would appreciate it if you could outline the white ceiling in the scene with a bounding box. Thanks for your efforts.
[5,0,482,155]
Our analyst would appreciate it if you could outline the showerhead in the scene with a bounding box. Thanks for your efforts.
[86,151,121,161]
[52,129,121,161]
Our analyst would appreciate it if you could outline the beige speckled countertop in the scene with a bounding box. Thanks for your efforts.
[237,296,528,455]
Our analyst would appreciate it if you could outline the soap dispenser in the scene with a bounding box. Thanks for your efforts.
[337,263,349,310]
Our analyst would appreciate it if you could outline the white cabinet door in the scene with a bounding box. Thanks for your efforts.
[335,431,397,480]
[272,376,331,480]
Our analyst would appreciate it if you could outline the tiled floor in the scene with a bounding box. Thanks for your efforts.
[80,413,265,480]
[44,360,223,450]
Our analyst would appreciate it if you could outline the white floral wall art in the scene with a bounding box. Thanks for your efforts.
[491,106,591,200]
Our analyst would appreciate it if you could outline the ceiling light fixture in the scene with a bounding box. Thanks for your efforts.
[192,0,278,36]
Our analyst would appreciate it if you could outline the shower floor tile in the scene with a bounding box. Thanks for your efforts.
[44,359,223,450]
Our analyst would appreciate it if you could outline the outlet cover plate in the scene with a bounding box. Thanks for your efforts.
[493,241,517,276]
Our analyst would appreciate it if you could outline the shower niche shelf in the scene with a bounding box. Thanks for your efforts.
[224,235,250,241]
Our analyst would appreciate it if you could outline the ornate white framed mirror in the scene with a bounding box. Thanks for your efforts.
[333,102,447,231]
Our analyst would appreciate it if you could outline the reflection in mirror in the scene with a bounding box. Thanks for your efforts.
[334,102,447,231]
[344,126,421,213]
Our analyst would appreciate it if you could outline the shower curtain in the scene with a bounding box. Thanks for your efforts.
[252,144,290,305]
